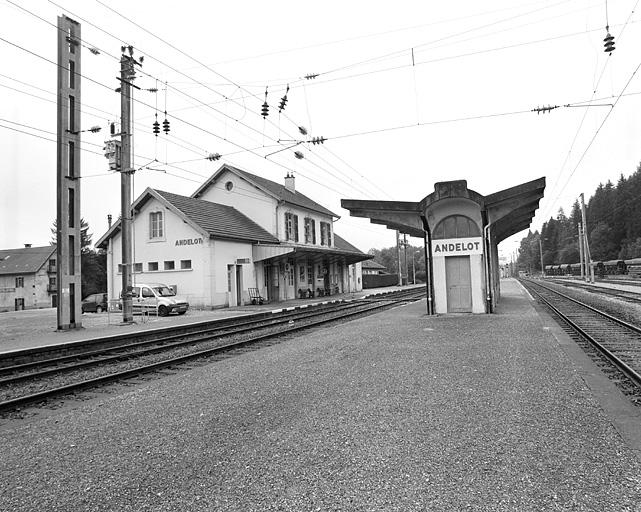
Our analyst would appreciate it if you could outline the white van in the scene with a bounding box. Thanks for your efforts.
[131,283,189,316]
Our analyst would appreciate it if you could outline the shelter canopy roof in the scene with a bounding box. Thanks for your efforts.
[341,177,545,243]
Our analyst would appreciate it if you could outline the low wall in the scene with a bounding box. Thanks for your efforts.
[363,274,399,289]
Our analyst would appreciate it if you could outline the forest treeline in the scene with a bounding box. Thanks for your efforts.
[517,163,641,272]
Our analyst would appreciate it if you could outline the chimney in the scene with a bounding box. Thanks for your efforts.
[24,243,32,248]
[107,214,113,228]
[284,172,295,193]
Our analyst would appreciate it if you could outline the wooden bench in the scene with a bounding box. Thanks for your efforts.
[248,288,264,305]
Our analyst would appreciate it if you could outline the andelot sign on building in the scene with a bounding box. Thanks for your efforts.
[431,237,483,256]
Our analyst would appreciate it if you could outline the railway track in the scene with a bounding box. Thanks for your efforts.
[521,279,641,404]
[0,288,425,415]
[546,278,641,303]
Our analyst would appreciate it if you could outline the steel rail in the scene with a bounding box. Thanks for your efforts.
[0,301,347,374]
[0,293,424,413]
[523,280,641,389]
[0,301,370,384]
[547,278,641,303]
[526,279,641,334]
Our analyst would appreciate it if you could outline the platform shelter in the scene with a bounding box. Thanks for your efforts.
[341,178,545,314]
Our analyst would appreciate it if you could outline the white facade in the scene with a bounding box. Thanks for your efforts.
[427,197,486,314]
[100,167,366,309]
[105,196,260,308]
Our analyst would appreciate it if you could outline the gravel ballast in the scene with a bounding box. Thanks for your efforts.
[1,279,640,511]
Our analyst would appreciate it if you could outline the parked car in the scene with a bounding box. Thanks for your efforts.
[130,283,189,316]
[81,292,108,313]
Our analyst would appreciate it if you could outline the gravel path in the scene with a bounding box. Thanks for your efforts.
[1,280,640,511]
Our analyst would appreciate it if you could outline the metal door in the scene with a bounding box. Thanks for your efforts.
[445,256,472,313]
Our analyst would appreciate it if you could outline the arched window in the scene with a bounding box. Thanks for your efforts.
[432,215,480,239]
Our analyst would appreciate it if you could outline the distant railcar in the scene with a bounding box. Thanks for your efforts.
[624,257,641,278]
[595,261,605,277]
[603,259,626,275]
[569,262,582,276]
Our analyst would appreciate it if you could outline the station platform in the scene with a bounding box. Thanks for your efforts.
[0,284,424,354]
[1,278,640,511]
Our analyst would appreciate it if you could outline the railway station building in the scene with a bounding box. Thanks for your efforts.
[96,164,371,309]
[341,178,545,314]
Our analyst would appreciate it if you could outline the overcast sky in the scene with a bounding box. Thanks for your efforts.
[2,0,641,259]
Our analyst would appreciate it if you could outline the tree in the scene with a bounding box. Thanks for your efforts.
[50,218,106,297]
[50,218,92,253]
[519,159,641,264]
[589,222,617,261]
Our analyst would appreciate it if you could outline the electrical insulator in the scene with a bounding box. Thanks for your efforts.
[279,95,288,113]
[207,152,221,161]
[261,87,269,118]
[294,151,304,159]
[603,29,615,53]
[153,114,160,136]
[279,85,290,113]
[311,136,326,145]
[110,122,116,135]
[304,73,319,80]
[298,126,308,136]
[162,113,170,134]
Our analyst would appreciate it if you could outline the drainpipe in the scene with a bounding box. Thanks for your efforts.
[424,231,434,315]
[421,216,435,315]
[483,222,494,313]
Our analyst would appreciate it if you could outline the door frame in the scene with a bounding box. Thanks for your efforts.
[445,255,472,313]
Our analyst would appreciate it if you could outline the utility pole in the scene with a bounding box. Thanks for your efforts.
[578,223,585,279]
[396,230,402,286]
[119,46,142,323]
[538,236,545,279]
[412,251,416,285]
[579,193,594,283]
[56,15,82,330]
[403,234,408,286]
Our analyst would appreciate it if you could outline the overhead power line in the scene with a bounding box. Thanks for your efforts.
[44,0,389,199]
[537,0,640,222]
[304,0,577,83]
[544,55,641,221]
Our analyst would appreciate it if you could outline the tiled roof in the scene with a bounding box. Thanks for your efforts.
[155,190,279,243]
[0,245,56,275]
[333,233,369,256]
[362,259,386,269]
[205,165,338,218]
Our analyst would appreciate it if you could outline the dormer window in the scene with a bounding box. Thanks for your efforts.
[149,211,164,239]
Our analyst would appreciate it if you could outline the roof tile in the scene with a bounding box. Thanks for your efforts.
[0,245,56,275]
[155,190,279,243]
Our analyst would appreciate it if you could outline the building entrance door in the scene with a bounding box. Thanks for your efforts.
[235,265,242,305]
[265,264,278,302]
[445,256,472,313]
